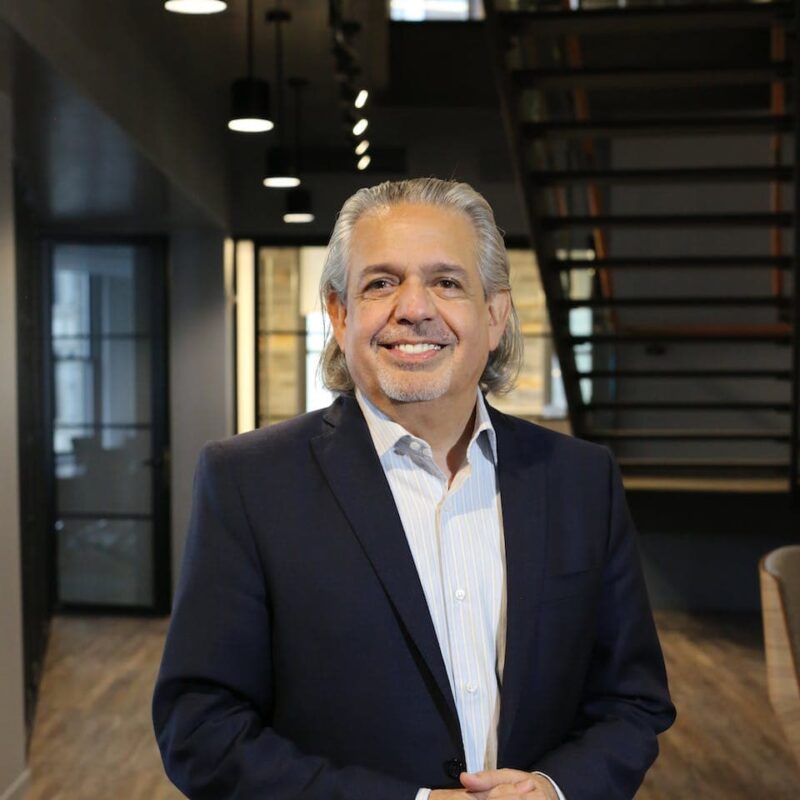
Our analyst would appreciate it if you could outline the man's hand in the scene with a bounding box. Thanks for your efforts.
[429,769,558,799]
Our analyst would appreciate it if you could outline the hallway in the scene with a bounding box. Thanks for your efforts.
[24,611,800,799]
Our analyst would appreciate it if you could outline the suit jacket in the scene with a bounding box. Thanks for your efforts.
[153,395,675,800]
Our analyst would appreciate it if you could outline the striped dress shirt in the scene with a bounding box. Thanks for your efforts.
[356,390,565,800]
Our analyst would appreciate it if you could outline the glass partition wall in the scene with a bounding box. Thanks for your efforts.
[237,243,567,431]
[47,241,170,612]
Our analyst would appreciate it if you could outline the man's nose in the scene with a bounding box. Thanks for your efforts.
[393,279,436,323]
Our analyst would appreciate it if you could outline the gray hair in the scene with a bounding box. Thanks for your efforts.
[319,177,522,395]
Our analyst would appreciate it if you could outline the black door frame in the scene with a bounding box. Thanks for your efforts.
[42,235,171,616]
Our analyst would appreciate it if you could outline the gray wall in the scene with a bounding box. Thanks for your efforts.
[169,230,233,593]
[0,24,30,800]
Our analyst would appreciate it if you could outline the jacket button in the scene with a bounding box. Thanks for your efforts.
[444,758,466,779]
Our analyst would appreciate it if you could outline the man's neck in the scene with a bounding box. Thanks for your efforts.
[364,391,478,482]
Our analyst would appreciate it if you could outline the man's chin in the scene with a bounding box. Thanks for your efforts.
[376,375,450,404]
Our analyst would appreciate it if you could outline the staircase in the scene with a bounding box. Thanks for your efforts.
[485,0,800,497]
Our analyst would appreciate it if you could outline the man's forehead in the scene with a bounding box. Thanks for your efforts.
[347,203,478,272]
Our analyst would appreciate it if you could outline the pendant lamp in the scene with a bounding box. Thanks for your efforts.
[165,0,227,13]
[283,188,314,224]
[263,7,299,187]
[228,0,273,132]
[283,78,313,221]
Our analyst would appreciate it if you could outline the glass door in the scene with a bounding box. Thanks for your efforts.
[47,241,169,612]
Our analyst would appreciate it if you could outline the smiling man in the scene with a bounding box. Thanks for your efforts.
[154,178,675,800]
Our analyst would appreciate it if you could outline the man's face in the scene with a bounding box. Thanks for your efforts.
[326,202,510,413]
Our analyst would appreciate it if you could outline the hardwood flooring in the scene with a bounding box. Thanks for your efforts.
[25,612,800,799]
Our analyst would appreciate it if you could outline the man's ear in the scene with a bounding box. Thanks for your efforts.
[325,292,348,351]
[487,290,511,351]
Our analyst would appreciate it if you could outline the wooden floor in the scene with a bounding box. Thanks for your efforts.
[26,612,800,799]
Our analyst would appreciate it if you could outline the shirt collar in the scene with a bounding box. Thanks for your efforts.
[355,388,498,466]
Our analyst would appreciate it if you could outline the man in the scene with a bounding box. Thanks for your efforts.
[153,178,675,800]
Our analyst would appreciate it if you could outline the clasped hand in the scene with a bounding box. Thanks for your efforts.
[430,769,558,800]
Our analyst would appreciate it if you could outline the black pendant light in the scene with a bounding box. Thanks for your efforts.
[228,0,273,132]
[263,7,299,188]
[284,188,314,224]
[283,78,313,223]
[165,0,227,12]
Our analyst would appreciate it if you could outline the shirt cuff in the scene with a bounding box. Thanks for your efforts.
[533,771,567,800]
[415,789,432,800]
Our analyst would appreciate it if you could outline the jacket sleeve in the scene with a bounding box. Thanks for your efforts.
[152,442,420,800]
[530,448,676,799]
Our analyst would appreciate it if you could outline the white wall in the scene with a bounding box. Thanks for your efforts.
[169,230,233,593]
[0,24,30,800]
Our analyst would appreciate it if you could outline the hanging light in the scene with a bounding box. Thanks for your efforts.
[354,89,368,109]
[355,140,369,156]
[357,154,371,171]
[352,118,368,137]
[283,188,314,223]
[263,147,299,187]
[165,0,227,13]
[228,0,272,132]
[264,7,300,187]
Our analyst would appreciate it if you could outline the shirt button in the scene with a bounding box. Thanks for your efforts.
[465,682,477,694]
[455,589,466,601]
[409,441,422,451]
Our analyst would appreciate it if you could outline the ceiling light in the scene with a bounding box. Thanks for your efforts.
[228,0,272,132]
[283,188,314,223]
[352,118,368,136]
[354,89,368,109]
[165,0,227,13]
[357,154,371,171]
[355,140,369,156]
[263,147,300,188]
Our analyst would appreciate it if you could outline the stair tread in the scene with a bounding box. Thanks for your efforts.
[523,115,793,139]
[514,64,791,90]
[533,166,793,185]
[553,255,793,269]
[588,428,791,440]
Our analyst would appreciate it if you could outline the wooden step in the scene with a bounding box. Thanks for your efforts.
[513,64,791,90]
[523,115,793,139]
[532,166,793,186]
[499,2,793,36]
[542,213,793,229]
[572,368,792,379]
[568,331,791,343]
[583,401,792,411]
[558,296,790,308]
[587,428,791,441]
[617,457,789,470]
[552,255,793,270]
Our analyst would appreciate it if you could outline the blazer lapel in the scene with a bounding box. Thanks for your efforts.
[310,396,462,747]
[490,407,550,761]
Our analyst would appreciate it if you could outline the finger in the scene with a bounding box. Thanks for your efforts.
[460,769,520,791]
[486,779,537,798]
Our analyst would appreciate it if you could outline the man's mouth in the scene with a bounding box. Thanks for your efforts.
[389,343,444,354]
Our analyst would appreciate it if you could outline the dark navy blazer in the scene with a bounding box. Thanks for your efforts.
[153,395,675,800]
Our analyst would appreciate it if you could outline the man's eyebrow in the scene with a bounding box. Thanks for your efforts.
[356,262,469,277]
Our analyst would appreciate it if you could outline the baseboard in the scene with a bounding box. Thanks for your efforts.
[0,768,30,800]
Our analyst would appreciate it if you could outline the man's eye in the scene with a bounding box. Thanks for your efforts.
[364,278,392,291]
[438,278,460,290]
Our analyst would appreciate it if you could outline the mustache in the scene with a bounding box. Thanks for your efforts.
[374,324,456,346]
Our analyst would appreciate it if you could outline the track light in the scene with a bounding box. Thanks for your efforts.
[355,140,369,156]
[354,89,368,109]
[352,118,368,137]
[283,188,314,223]
[357,154,371,171]
[165,0,227,13]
